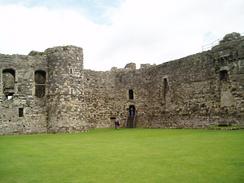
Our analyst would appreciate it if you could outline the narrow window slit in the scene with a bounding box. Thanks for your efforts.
[129,89,134,100]
[163,78,169,101]
[19,108,24,117]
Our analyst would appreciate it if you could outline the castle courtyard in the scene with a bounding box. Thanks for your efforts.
[0,128,243,183]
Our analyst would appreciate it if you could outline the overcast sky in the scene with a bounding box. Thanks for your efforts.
[0,0,244,70]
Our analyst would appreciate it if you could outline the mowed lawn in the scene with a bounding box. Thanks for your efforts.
[0,129,244,183]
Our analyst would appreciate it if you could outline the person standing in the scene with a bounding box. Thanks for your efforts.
[115,118,120,129]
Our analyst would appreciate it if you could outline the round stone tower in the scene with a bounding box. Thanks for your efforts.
[45,46,87,132]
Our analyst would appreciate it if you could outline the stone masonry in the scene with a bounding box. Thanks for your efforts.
[0,32,244,134]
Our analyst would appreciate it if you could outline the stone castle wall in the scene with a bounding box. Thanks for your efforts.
[0,33,244,134]
[0,53,48,134]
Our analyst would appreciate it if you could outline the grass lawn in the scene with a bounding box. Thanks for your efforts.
[0,128,244,183]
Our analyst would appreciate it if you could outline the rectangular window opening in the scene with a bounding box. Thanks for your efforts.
[19,108,24,117]
[129,89,134,100]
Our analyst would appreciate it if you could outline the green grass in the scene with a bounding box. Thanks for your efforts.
[0,129,244,183]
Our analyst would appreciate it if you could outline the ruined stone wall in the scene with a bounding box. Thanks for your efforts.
[82,70,116,128]
[131,52,220,128]
[0,33,243,135]
[0,53,48,134]
[212,37,244,127]
[112,68,153,128]
[82,68,148,128]
[107,34,244,128]
[81,66,159,129]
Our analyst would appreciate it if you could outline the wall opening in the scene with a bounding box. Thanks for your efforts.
[163,78,169,101]
[69,68,73,74]
[19,108,24,117]
[219,70,228,81]
[129,89,134,100]
[129,105,136,117]
[35,70,46,98]
[110,117,116,127]
[6,93,14,100]
[3,69,15,97]
[127,105,136,128]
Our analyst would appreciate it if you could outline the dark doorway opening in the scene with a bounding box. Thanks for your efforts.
[127,105,136,128]
[219,70,228,81]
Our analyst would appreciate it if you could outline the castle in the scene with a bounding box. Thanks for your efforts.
[0,32,244,135]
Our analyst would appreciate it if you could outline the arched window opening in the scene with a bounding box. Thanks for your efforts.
[219,70,228,81]
[3,69,15,99]
[129,89,134,100]
[35,70,46,98]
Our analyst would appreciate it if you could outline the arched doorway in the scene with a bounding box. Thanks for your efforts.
[127,105,136,128]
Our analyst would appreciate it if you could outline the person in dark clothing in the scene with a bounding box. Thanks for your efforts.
[115,118,120,129]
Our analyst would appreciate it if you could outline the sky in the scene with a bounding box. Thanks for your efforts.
[0,0,244,71]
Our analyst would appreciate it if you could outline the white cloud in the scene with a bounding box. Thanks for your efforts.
[0,0,244,70]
